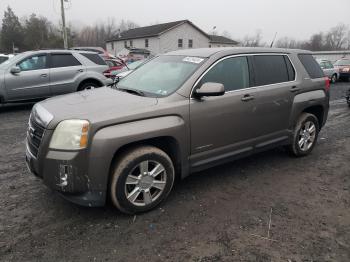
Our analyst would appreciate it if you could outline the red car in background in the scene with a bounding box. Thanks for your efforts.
[334,58,350,82]
[103,58,128,79]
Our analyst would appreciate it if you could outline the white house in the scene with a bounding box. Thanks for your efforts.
[106,20,238,56]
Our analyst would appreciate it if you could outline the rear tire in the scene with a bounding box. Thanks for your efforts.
[287,113,319,157]
[110,146,175,214]
[331,74,337,83]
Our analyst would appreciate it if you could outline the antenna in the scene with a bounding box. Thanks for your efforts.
[270,32,277,48]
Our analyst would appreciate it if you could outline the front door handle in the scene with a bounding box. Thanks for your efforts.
[241,94,255,102]
[40,73,48,77]
[290,86,301,92]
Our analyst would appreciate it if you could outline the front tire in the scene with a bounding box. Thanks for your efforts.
[78,82,99,91]
[287,113,319,157]
[110,146,175,214]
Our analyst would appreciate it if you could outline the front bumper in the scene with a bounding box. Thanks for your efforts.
[339,72,350,78]
[25,143,106,207]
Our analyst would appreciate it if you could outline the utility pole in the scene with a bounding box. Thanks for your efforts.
[60,0,68,49]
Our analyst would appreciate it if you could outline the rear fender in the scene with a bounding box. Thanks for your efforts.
[290,90,329,129]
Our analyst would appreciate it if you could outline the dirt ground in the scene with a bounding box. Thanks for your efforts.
[0,83,349,262]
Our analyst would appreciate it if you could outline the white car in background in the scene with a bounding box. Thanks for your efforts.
[316,59,339,83]
[0,54,14,64]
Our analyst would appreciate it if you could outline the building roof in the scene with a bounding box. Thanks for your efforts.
[209,35,238,45]
[107,20,208,42]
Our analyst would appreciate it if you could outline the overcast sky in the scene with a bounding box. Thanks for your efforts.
[1,0,349,42]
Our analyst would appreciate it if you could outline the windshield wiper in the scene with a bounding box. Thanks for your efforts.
[117,87,145,97]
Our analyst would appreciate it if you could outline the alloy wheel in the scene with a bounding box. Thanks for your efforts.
[125,160,167,206]
[298,121,316,151]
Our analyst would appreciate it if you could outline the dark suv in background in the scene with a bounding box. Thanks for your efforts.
[26,48,329,214]
[0,50,112,104]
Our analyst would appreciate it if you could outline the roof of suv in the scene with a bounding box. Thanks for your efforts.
[20,49,99,56]
[166,47,311,58]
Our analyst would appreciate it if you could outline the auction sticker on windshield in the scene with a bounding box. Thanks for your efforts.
[183,57,204,64]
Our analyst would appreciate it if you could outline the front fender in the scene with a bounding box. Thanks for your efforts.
[86,115,188,193]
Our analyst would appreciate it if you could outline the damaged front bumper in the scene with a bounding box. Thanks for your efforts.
[25,143,106,207]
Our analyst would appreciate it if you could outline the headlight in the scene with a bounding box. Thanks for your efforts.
[49,120,89,150]
[342,68,350,72]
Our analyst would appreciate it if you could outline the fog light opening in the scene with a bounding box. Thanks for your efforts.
[58,164,71,187]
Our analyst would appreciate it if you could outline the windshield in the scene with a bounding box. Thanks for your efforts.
[128,60,145,70]
[334,59,350,66]
[117,55,205,97]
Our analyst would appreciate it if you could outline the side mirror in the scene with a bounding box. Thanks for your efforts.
[10,66,21,74]
[194,82,225,97]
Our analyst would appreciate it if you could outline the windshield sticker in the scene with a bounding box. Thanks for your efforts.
[183,57,204,64]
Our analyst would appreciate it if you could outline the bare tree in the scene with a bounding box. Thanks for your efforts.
[241,30,264,47]
[73,18,139,47]
[306,33,326,51]
[221,30,232,38]
[325,23,349,50]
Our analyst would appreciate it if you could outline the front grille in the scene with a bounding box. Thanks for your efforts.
[27,116,45,158]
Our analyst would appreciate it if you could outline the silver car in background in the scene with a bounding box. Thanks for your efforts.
[0,50,112,104]
[316,59,339,83]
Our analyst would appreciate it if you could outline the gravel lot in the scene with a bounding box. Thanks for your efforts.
[0,82,349,262]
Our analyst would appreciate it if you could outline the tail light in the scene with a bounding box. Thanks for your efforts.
[324,77,330,91]
[103,69,112,78]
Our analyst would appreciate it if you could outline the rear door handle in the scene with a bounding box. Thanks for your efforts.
[77,69,84,73]
[40,73,48,77]
[290,86,300,92]
[241,94,255,102]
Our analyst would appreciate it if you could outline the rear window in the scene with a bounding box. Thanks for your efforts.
[51,53,81,68]
[253,55,291,86]
[80,53,106,65]
[298,54,324,79]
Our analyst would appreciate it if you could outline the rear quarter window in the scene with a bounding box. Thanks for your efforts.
[298,54,324,79]
[80,53,107,65]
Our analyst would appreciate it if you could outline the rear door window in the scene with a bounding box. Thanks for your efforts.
[50,53,81,68]
[252,55,290,86]
[199,56,250,91]
[298,54,324,79]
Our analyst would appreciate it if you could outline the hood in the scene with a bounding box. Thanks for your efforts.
[117,70,133,78]
[39,87,158,129]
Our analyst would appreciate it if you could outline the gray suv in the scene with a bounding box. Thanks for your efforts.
[25,48,329,214]
[0,50,112,103]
